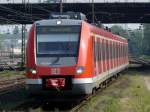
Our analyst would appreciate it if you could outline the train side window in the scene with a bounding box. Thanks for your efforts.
[104,40,106,61]
[113,42,115,59]
[115,42,116,59]
[114,42,115,59]
[97,41,98,61]
[123,45,124,57]
[125,45,126,57]
[108,41,110,60]
[125,46,126,57]
[96,41,98,61]
[115,43,117,58]
[107,41,109,60]
[103,40,105,61]
[96,39,99,61]
[122,45,123,57]
[114,42,116,59]
[124,45,125,57]
[94,37,97,62]
[112,42,114,59]
[117,43,119,59]
[106,40,108,60]
[111,41,112,59]
[98,40,100,61]
[121,44,122,57]
[100,40,102,61]
[121,45,123,57]
[105,41,107,60]
[125,45,126,56]
[101,40,103,61]
[120,43,121,57]
[109,41,111,60]
[116,43,118,58]
[97,41,99,61]
[119,43,120,58]
[118,43,119,58]
[95,41,97,61]
[116,43,117,58]
[109,41,112,59]
[126,45,127,57]
[116,42,117,59]
[105,40,107,61]
[120,44,121,57]
[116,43,117,59]
[118,43,120,58]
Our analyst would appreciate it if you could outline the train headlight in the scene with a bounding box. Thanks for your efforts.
[76,66,84,74]
[30,69,37,74]
[56,20,62,25]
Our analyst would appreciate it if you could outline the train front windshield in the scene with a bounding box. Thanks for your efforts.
[36,26,81,66]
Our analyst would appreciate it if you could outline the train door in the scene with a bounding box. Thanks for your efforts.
[93,35,98,76]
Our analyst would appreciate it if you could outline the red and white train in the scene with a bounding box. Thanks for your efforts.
[26,13,129,95]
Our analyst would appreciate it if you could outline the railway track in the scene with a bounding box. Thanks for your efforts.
[0,76,25,94]
[12,74,119,112]
[0,72,123,111]
[70,74,120,112]
[129,56,150,66]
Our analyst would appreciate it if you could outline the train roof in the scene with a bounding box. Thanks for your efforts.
[35,19,82,26]
[88,22,128,44]
[34,19,127,44]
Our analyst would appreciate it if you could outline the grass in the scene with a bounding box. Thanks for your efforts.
[0,70,25,77]
[78,69,150,112]
[123,71,150,112]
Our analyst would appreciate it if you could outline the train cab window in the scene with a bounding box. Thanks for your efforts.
[36,26,80,57]
[36,25,81,66]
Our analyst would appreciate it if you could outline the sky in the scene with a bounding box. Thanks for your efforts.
[0,24,141,34]
[0,0,147,33]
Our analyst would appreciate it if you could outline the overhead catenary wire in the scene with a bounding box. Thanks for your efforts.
[92,0,95,23]
[0,4,42,22]
[0,16,19,24]
[33,4,51,13]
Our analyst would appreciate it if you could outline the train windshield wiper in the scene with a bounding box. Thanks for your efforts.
[50,57,60,65]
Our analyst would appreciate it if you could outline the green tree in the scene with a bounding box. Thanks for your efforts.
[111,25,143,56]
[142,24,150,55]
[111,25,129,39]
[128,29,142,55]
[0,34,4,50]
[44,0,60,3]
[13,26,19,34]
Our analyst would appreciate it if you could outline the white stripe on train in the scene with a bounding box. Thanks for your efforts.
[26,63,129,85]
[73,63,128,84]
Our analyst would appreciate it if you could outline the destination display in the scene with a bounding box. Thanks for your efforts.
[36,26,80,34]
